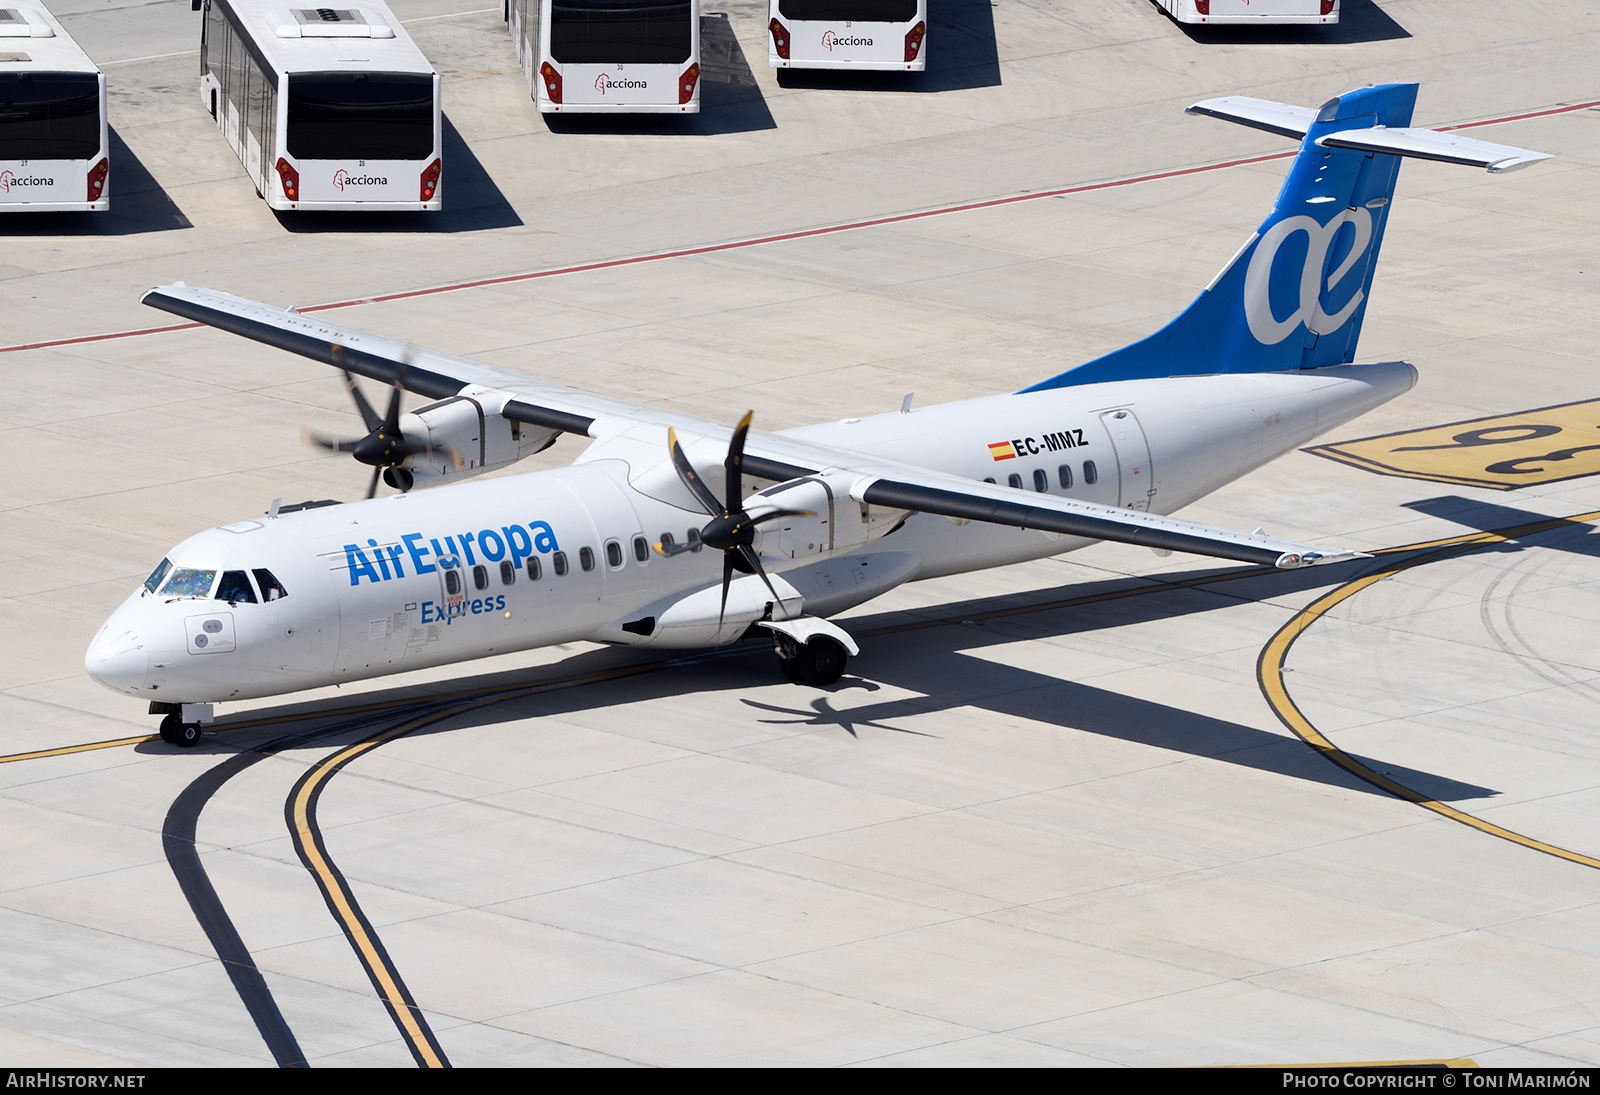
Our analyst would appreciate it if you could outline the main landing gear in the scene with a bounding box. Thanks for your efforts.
[774,633,850,687]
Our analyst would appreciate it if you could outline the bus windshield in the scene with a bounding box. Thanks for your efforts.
[285,72,433,160]
[777,0,917,20]
[0,72,100,159]
[550,0,692,65]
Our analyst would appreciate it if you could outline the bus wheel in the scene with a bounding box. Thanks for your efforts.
[158,713,180,744]
[796,637,848,687]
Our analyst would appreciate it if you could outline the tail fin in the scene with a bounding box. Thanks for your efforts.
[1024,83,1550,392]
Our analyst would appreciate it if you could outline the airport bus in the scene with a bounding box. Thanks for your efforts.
[0,4,108,212]
[509,0,700,114]
[197,0,442,211]
[1155,0,1337,24]
[767,0,926,72]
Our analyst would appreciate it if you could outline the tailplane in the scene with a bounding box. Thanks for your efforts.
[1024,83,1551,392]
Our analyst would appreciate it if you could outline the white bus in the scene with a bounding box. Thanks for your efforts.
[767,0,926,72]
[198,0,441,211]
[0,4,108,211]
[509,0,700,114]
[1155,0,1337,24]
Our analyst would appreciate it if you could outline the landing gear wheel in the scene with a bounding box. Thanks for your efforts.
[773,635,803,682]
[173,721,201,748]
[158,712,180,744]
[796,636,848,687]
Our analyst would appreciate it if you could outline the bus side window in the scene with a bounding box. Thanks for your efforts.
[526,555,542,581]
[553,551,568,576]
[253,568,288,601]
[1083,460,1098,485]
[1058,464,1073,489]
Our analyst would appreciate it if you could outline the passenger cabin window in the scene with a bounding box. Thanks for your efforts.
[253,569,287,601]
[579,547,596,572]
[144,558,173,594]
[633,536,649,563]
[526,556,543,581]
[686,528,702,552]
[216,571,257,604]
[1083,460,1098,485]
[605,540,623,568]
[500,560,516,586]
[160,568,218,599]
[1008,474,1023,489]
[1058,464,1073,489]
[444,570,462,596]
[660,532,676,555]
[1033,469,1048,492]
[473,565,489,591]
[553,551,569,576]
[983,477,995,485]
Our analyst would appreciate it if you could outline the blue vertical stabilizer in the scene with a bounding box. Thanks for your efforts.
[1023,83,1418,393]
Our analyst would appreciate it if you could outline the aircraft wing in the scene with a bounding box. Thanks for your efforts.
[143,284,1366,570]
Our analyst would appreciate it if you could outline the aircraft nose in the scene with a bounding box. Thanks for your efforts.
[85,625,148,696]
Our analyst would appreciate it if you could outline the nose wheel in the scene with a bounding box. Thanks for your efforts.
[774,634,849,687]
[158,713,202,748]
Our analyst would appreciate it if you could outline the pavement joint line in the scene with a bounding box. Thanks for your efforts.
[5,97,1596,357]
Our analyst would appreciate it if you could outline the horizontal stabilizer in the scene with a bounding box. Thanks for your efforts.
[1185,96,1317,139]
[1315,126,1552,173]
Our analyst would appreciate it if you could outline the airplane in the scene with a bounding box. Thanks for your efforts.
[85,83,1552,746]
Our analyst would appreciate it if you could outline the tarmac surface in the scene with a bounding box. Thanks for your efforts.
[4,0,1600,1067]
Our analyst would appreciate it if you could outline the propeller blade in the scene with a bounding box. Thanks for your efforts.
[365,465,382,500]
[668,427,724,518]
[303,426,364,454]
[725,410,753,515]
[340,367,383,432]
[748,507,816,527]
[382,382,403,435]
[718,551,735,629]
[738,544,783,607]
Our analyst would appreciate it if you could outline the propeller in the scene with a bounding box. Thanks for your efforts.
[661,411,814,627]
[304,348,458,498]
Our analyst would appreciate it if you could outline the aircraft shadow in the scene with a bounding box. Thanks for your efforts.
[0,126,192,237]
[168,549,1505,804]
[273,114,522,233]
[541,13,776,136]
[775,0,1001,92]
[1404,496,1600,558]
[1173,0,1409,45]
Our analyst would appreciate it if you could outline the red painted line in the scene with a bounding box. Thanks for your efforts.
[7,98,1594,355]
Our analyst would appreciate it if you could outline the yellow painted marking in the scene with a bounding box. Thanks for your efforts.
[1259,509,1600,872]
[1308,398,1600,490]
[0,734,157,764]
[289,704,469,1070]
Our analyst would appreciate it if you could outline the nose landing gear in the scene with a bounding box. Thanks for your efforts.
[158,713,202,748]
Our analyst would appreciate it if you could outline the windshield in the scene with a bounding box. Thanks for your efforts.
[550,0,692,65]
[0,72,101,160]
[144,558,173,594]
[777,0,918,21]
[159,568,218,599]
[285,72,434,160]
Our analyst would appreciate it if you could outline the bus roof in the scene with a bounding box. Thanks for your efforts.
[209,0,436,77]
[0,5,101,74]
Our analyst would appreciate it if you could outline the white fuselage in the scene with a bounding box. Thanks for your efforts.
[85,363,1412,704]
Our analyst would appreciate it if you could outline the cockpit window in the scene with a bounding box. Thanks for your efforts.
[252,569,288,601]
[144,558,173,594]
[217,571,258,604]
[160,568,218,599]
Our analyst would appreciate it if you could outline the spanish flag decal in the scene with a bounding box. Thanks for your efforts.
[988,441,1016,461]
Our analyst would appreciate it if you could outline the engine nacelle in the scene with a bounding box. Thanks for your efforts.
[751,471,909,563]
[398,387,559,489]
